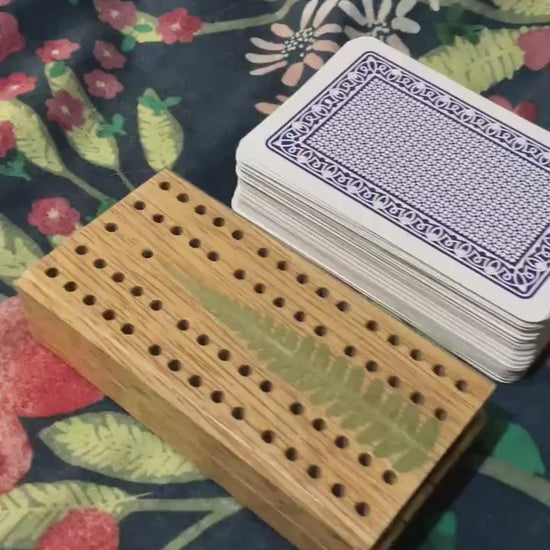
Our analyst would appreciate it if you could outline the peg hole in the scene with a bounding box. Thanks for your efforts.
[358,453,372,467]
[83,295,96,306]
[168,360,181,372]
[211,391,224,403]
[261,430,275,444]
[64,281,77,292]
[238,365,252,377]
[75,245,88,255]
[232,407,245,420]
[112,272,125,283]
[177,319,190,331]
[307,465,321,479]
[259,380,273,393]
[195,205,206,215]
[133,200,146,210]
[312,418,326,432]
[102,309,115,321]
[121,323,134,335]
[105,223,117,232]
[234,269,246,280]
[314,325,327,337]
[45,267,59,278]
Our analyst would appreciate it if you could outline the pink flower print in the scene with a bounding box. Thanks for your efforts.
[0,12,25,62]
[46,91,85,130]
[0,411,32,494]
[93,41,126,70]
[28,197,81,236]
[157,8,203,44]
[96,0,137,31]
[255,94,289,115]
[0,0,13,5]
[0,73,36,101]
[0,121,16,158]
[489,95,538,124]
[84,69,123,99]
[36,39,80,63]
[246,0,341,87]
[517,29,550,71]
[36,510,119,550]
[0,297,103,417]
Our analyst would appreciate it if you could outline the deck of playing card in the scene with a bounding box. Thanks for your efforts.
[233,37,550,382]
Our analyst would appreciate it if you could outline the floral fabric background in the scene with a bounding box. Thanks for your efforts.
[0,0,550,549]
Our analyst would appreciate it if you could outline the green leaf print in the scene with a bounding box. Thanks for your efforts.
[40,412,204,483]
[121,35,137,52]
[0,482,140,549]
[138,89,184,172]
[419,27,531,93]
[48,61,68,78]
[44,64,120,171]
[0,100,65,175]
[134,24,154,33]
[476,410,546,474]
[0,151,31,181]
[166,266,440,473]
[492,0,550,16]
[427,511,457,550]
[0,215,43,288]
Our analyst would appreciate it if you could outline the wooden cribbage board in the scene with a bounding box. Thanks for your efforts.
[18,171,494,550]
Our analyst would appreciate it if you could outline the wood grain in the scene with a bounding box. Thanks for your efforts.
[18,170,494,550]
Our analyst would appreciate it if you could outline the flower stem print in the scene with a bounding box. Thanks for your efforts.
[138,89,184,171]
[44,64,133,191]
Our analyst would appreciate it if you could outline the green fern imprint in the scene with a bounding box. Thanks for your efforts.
[167,267,440,473]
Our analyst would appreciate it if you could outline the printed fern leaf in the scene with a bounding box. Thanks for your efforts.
[168,268,440,473]
[419,27,527,93]
[493,0,550,16]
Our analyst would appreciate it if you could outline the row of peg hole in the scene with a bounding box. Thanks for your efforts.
[183,363,372,518]
[144,185,468,393]
[47,256,462,404]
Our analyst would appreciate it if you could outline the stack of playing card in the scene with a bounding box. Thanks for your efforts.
[233,37,550,382]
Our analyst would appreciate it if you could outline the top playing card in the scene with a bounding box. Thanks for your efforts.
[264,39,550,304]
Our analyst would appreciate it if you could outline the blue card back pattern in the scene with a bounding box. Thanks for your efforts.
[267,52,550,299]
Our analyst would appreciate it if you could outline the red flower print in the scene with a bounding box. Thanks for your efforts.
[36,509,119,550]
[93,41,126,70]
[517,29,550,71]
[84,69,123,99]
[489,95,538,124]
[46,91,85,130]
[157,8,203,44]
[0,411,32,494]
[97,0,137,31]
[36,39,80,64]
[28,197,80,236]
[0,121,16,158]
[0,73,37,101]
[0,12,25,62]
[0,297,103,417]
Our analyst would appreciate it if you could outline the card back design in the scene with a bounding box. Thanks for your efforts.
[267,52,550,298]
